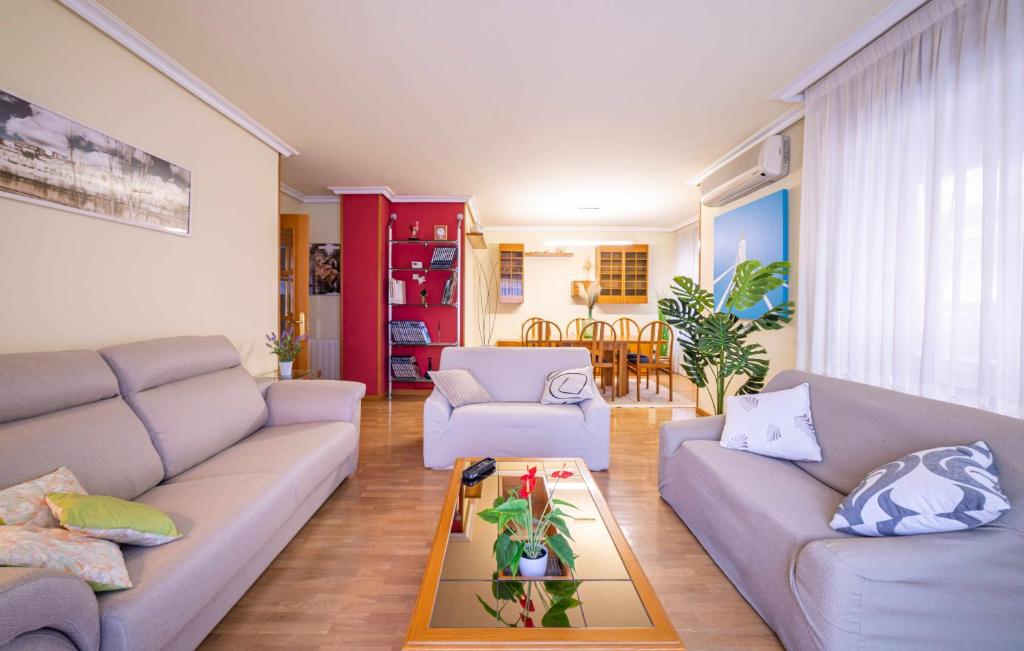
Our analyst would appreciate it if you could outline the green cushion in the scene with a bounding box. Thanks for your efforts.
[46,493,181,546]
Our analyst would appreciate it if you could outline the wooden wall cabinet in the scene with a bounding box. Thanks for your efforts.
[596,244,649,304]
[498,243,524,303]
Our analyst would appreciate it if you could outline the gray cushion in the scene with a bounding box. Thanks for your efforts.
[660,440,848,651]
[125,367,268,479]
[0,350,118,425]
[428,369,492,407]
[794,528,1024,649]
[0,398,163,500]
[100,335,242,395]
[766,371,1024,534]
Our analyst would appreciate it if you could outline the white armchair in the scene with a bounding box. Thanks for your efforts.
[423,347,611,470]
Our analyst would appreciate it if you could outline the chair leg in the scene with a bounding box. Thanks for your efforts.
[656,370,660,394]
[636,367,641,402]
[668,369,674,400]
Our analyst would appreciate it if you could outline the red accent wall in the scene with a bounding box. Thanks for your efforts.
[341,194,388,396]
[389,203,465,391]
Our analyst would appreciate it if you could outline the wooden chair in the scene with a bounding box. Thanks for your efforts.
[565,317,587,340]
[520,317,543,344]
[627,321,674,401]
[613,317,640,348]
[579,320,617,401]
[523,320,562,347]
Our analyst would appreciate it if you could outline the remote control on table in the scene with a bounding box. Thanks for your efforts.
[462,457,496,485]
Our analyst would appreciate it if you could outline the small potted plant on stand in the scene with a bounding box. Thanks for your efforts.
[266,328,306,378]
[476,464,578,577]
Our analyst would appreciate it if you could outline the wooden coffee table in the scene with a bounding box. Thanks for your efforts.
[403,458,684,650]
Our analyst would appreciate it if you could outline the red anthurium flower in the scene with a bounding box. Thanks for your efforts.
[518,466,538,497]
[551,469,574,479]
[524,617,535,628]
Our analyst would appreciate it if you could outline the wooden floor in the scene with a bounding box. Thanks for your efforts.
[202,397,782,650]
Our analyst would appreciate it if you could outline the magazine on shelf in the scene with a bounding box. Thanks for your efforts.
[429,245,457,269]
[388,278,407,304]
[389,320,431,344]
[389,355,421,380]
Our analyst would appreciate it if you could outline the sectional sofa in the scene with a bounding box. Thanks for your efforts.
[0,335,365,650]
[659,370,1024,649]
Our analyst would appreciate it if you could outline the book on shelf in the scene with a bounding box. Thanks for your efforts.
[389,320,432,344]
[429,245,457,269]
[388,278,407,304]
[499,276,523,298]
[440,274,459,305]
[389,355,422,380]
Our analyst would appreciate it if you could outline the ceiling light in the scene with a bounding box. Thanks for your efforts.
[576,206,600,210]
[543,239,634,247]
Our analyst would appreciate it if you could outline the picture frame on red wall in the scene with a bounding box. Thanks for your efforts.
[434,225,448,240]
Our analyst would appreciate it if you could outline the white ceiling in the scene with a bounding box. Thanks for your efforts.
[95,0,891,227]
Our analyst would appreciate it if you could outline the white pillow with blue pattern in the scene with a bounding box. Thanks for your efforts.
[720,383,822,461]
[831,441,1011,536]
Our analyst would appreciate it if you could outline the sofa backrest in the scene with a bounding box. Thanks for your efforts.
[0,350,164,499]
[439,346,593,402]
[766,370,1024,532]
[100,336,268,479]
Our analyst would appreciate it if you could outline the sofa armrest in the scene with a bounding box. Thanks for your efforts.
[659,415,725,458]
[265,379,366,427]
[0,567,100,651]
[578,392,610,435]
[793,528,1024,648]
[423,390,452,431]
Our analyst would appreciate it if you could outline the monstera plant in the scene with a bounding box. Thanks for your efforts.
[657,260,793,415]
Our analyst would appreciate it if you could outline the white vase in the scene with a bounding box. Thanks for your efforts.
[518,546,549,577]
[279,361,293,378]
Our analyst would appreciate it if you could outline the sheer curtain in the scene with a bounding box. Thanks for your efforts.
[798,0,1024,417]
[673,221,700,282]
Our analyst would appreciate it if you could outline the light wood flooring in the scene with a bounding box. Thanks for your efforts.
[201,396,782,650]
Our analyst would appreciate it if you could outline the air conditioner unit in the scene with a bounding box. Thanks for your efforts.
[700,135,790,207]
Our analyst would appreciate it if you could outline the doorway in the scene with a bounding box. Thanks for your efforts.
[279,213,310,371]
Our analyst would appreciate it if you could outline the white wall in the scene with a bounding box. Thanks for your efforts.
[467,229,677,344]
[697,119,804,412]
[1,0,279,372]
[277,192,340,340]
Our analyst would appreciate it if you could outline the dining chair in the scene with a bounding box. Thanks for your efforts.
[520,317,543,344]
[523,320,562,347]
[613,317,640,352]
[565,317,587,340]
[579,320,617,401]
[627,321,674,401]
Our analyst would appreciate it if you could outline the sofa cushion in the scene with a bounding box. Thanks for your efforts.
[0,526,132,592]
[542,367,594,405]
[167,421,358,504]
[0,350,118,425]
[659,440,848,650]
[439,347,593,402]
[765,371,1024,533]
[794,527,1024,649]
[450,401,584,432]
[0,467,86,528]
[428,369,493,407]
[124,367,268,479]
[721,383,822,461]
[99,335,242,396]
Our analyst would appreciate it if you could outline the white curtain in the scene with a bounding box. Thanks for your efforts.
[673,221,700,282]
[799,0,1024,417]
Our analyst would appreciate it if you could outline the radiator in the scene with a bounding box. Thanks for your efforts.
[309,338,340,379]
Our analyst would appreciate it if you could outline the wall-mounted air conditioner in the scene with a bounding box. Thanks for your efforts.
[700,135,790,207]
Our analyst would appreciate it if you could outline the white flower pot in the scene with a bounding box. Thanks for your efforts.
[518,546,548,577]
[279,361,293,378]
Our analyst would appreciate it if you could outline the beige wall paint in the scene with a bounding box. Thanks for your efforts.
[277,193,341,340]
[0,0,279,372]
[467,229,677,344]
[697,119,804,412]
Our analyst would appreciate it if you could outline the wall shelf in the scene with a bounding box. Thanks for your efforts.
[525,251,573,257]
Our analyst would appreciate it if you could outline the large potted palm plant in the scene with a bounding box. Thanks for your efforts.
[657,260,793,415]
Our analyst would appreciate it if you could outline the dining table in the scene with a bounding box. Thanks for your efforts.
[496,338,631,398]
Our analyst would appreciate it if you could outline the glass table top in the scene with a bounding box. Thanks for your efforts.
[429,459,652,629]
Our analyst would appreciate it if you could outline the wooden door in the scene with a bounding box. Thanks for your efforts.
[279,213,310,370]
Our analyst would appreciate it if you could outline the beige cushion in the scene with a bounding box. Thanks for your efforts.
[428,369,492,408]
[0,467,86,528]
[0,526,131,591]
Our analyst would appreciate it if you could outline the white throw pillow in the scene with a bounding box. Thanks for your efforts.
[428,369,492,408]
[720,383,822,461]
[542,367,595,405]
[830,441,1010,536]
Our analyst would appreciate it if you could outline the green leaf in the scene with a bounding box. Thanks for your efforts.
[545,534,576,571]
[741,300,794,333]
[477,508,500,524]
[695,312,741,356]
[475,594,500,620]
[509,540,526,576]
[492,573,524,600]
[495,533,518,572]
[547,514,574,541]
[543,580,581,599]
[492,494,509,509]
[541,609,570,628]
[723,260,789,313]
[550,499,578,509]
[494,499,528,513]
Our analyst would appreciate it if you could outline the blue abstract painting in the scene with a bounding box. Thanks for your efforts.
[713,189,788,318]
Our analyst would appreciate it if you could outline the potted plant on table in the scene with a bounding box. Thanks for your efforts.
[582,281,602,339]
[476,465,578,577]
[265,328,306,378]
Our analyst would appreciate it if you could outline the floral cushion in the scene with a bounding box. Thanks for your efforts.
[0,467,87,528]
[0,525,132,591]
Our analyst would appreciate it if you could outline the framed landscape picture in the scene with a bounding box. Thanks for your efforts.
[0,88,191,236]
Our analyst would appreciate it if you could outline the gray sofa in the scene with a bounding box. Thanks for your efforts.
[659,369,1024,650]
[0,336,365,651]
